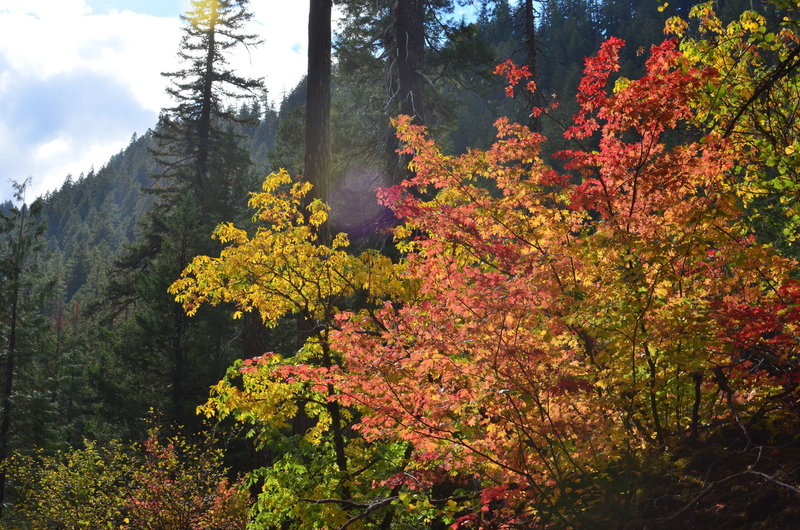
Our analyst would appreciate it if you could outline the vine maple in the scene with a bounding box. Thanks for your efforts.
[330,36,799,526]
[170,170,427,527]
[171,23,800,527]
[667,1,800,246]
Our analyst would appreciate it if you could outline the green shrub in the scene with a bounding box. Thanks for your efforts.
[2,431,249,529]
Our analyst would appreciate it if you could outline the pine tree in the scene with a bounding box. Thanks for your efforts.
[152,0,262,214]
[107,0,263,429]
[0,180,46,513]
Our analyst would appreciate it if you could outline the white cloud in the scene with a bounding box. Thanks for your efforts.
[0,3,180,110]
[35,137,69,161]
[0,0,90,19]
[0,0,312,201]
[0,1,181,198]
[243,0,308,102]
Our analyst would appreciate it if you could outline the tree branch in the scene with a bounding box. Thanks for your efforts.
[722,46,800,138]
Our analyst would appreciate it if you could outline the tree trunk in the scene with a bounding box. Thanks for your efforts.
[305,0,333,207]
[523,0,542,132]
[170,223,190,424]
[197,16,217,197]
[391,0,426,184]
[392,0,426,121]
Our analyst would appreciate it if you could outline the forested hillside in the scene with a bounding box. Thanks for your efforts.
[2,0,799,527]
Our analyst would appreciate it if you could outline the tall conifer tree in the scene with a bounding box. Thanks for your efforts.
[109,0,263,428]
[153,0,262,213]
[0,180,46,512]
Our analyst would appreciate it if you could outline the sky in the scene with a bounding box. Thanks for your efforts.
[0,0,311,201]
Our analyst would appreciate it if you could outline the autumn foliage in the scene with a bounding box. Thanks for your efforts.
[170,4,800,527]
[3,430,248,529]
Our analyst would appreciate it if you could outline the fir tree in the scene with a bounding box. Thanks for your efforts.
[152,0,262,214]
[0,180,47,512]
[108,0,263,428]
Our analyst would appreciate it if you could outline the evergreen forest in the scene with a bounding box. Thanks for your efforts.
[2,0,800,527]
